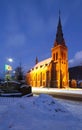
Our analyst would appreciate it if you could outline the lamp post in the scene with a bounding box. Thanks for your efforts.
[5,58,13,81]
[7,58,13,63]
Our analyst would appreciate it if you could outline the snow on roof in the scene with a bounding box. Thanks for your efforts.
[26,58,52,73]
[33,57,52,69]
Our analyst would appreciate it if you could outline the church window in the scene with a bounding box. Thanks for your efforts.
[43,81,45,86]
[34,75,35,81]
[61,52,63,59]
[40,65,43,68]
[64,53,66,60]
[46,71,49,81]
[45,64,48,66]
[53,53,55,60]
[43,73,45,80]
[56,52,58,60]
[38,74,40,81]
[40,72,42,86]
[36,73,37,81]
[35,73,37,86]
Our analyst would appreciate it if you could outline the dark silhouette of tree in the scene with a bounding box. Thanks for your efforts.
[15,66,24,81]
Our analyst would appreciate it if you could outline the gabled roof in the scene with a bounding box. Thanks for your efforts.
[33,57,52,69]
[26,58,52,73]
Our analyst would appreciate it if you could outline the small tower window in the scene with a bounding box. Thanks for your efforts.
[53,53,55,60]
[61,52,63,59]
[64,53,66,60]
[56,52,58,60]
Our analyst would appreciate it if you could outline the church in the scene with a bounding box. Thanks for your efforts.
[26,13,69,88]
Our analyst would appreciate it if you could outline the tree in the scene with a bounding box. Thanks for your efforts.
[14,66,24,81]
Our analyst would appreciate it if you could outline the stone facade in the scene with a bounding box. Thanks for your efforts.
[26,14,69,88]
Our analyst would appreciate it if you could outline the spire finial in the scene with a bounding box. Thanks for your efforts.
[54,11,66,47]
[35,56,38,64]
[59,9,61,17]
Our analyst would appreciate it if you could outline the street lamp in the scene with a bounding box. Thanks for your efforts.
[5,58,13,81]
[7,58,13,63]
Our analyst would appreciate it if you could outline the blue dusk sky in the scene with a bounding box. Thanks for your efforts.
[0,0,82,75]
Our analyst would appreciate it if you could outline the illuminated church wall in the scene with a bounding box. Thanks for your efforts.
[26,58,52,87]
[26,14,69,88]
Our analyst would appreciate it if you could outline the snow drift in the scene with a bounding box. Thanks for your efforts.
[0,94,81,130]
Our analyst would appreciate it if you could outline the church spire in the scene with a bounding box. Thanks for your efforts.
[54,11,66,47]
[35,56,38,64]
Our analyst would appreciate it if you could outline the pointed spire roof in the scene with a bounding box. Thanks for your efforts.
[35,56,38,64]
[54,11,66,47]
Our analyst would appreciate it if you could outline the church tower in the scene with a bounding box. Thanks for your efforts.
[51,12,69,88]
[26,12,69,88]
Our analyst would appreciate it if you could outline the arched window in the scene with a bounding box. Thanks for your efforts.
[53,53,55,60]
[64,53,66,60]
[56,52,58,60]
[38,74,40,81]
[61,52,63,59]
[40,72,42,86]
[43,73,45,80]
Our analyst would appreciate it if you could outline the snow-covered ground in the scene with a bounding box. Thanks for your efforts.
[32,87,82,94]
[0,94,82,130]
